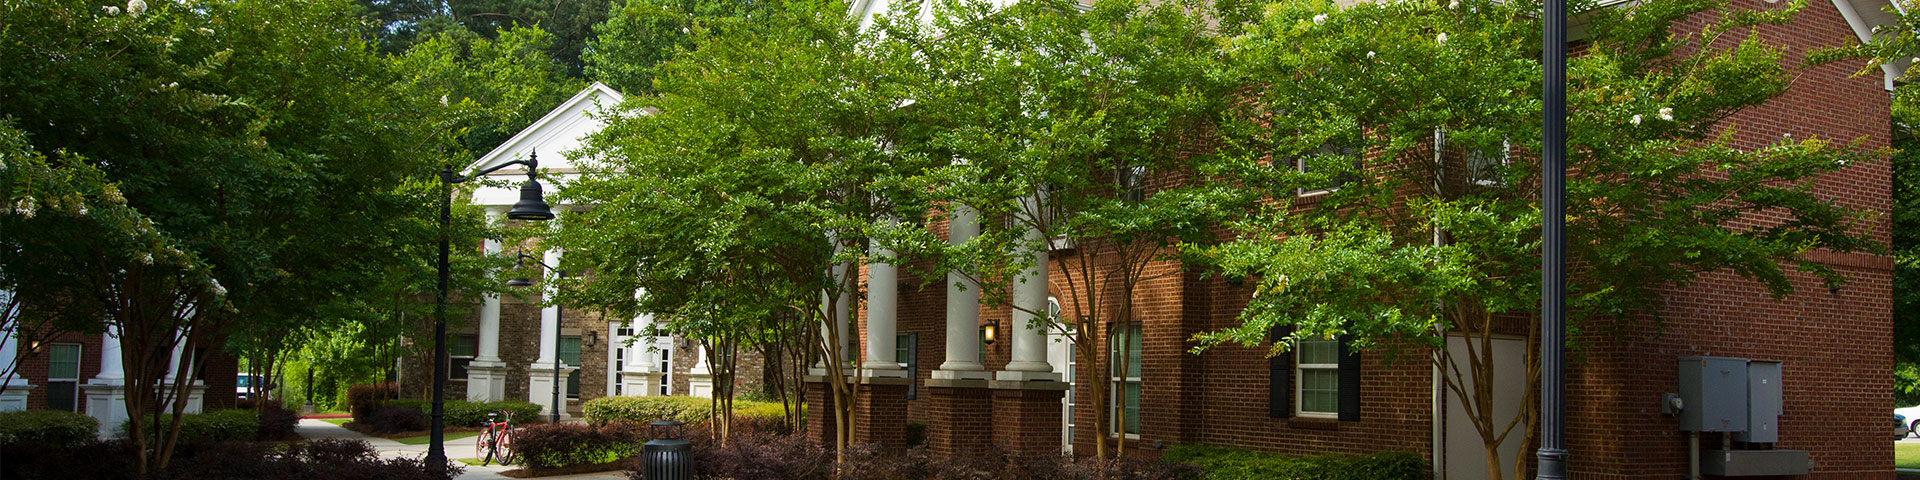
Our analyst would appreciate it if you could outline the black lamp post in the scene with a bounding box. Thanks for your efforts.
[1537,0,1569,478]
[508,252,567,424]
[430,153,554,476]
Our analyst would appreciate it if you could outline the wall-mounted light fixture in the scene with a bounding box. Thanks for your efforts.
[586,330,598,348]
[982,319,1000,346]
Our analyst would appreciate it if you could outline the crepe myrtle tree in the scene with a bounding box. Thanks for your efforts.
[914,0,1246,459]
[551,0,941,456]
[1188,0,1879,478]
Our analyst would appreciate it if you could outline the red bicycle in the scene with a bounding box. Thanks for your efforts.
[477,410,518,466]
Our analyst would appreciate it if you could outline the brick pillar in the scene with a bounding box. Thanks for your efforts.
[924,378,994,457]
[853,377,911,450]
[805,377,837,447]
[990,380,1068,456]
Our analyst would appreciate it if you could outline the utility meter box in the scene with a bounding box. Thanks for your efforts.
[1735,361,1782,443]
[1678,356,1750,432]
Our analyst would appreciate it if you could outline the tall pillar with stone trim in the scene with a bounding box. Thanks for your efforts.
[82,327,128,438]
[160,334,205,415]
[927,204,994,456]
[987,195,1064,456]
[0,290,31,412]
[528,246,576,418]
[468,207,509,402]
[619,289,664,397]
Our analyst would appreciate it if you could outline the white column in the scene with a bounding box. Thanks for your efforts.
[476,207,506,363]
[96,326,124,383]
[163,333,187,382]
[536,247,563,368]
[934,205,987,379]
[998,196,1057,381]
[0,292,32,411]
[860,239,905,376]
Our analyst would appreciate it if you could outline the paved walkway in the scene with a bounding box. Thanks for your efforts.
[295,419,626,480]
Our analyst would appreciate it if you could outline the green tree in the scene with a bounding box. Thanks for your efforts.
[916,0,1242,458]
[1191,0,1878,478]
[1,0,468,475]
[584,0,776,94]
[355,0,614,76]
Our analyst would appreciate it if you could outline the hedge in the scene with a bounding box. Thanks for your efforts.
[118,409,260,443]
[382,399,541,427]
[512,422,644,470]
[346,383,398,423]
[0,410,98,448]
[581,395,784,425]
[1162,445,1429,480]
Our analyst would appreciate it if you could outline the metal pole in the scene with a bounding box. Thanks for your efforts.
[305,365,314,407]
[552,303,563,423]
[427,168,452,476]
[1536,0,1569,476]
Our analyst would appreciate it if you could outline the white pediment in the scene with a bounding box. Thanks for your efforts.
[468,82,625,207]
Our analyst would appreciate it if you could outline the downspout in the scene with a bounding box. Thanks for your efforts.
[1431,127,1447,480]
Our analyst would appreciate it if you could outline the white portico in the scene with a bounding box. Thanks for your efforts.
[462,82,627,414]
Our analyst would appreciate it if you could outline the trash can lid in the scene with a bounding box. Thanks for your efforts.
[649,420,685,427]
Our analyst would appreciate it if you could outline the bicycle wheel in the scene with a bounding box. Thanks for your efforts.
[496,427,517,466]
[478,426,496,466]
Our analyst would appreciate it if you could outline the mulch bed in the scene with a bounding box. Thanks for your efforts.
[499,459,631,478]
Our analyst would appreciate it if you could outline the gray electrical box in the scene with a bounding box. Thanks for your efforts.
[1678,356,1749,432]
[1735,361,1782,443]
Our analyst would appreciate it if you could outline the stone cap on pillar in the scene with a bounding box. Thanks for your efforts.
[987,379,1071,391]
[924,378,990,389]
[804,374,913,386]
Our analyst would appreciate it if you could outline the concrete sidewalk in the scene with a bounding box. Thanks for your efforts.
[295,419,625,480]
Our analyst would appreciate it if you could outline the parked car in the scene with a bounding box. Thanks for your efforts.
[237,374,265,400]
[1896,405,1920,439]
[1900,414,1911,440]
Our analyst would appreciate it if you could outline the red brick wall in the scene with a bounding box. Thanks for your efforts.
[15,331,103,412]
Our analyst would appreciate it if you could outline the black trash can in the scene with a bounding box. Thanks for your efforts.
[641,420,692,480]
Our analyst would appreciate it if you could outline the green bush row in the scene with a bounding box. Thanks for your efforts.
[1163,445,1429,480]
[118,409,260,443]
[385,399,541,427]
[580,395,784,425]
[0,410,98,447]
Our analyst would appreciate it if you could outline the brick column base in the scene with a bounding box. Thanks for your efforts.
[804,377,838,447]
[990,380,1069,456]
[924,378,994,457]
[854,378,911,450]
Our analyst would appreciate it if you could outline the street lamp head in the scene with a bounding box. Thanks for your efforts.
[507,179,555,221]
[507,277,535,288]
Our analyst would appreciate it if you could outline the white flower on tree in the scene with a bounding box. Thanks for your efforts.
[127,0,146,18]
[103,5,119,16]
[1658,107,1674,121]
[1631,114,1642,125]
[1313,14,1328,25]
[1437,32,1448,44]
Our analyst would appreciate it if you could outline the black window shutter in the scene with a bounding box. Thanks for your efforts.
[1268,325,1294,419]
[1337,334,1362,422]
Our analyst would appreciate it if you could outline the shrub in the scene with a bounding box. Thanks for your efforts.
[237,397,284,411]
[258,405,299,440]
[345,383,398,423]
[445,400,541,427]
[513,422,645,470]
[584,396,712,425]
[0,410,97,448]
[362,405,427,434]
[119,409,260,443]
[0,437,462,480]
[1162,445,1428,480]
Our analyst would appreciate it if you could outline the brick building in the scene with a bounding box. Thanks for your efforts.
[395,83,775,417]
[802,1,1904,480]
[0,307,241,439]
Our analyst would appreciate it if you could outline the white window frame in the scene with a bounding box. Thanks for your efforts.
[47,343,81,412]
[1295,337,1340,419]
[1467,140,1512,186]
[896,332,917,400]
[560,335,583,399]
[1295,140,1360,197]
[449,334,476,381]
[1108,323,1141,439]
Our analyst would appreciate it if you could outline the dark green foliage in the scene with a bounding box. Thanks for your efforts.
[257,405,301,441]
[362,406,429,434]
[2,438,461,480]
[1162,445,1429,480]
[512,421,645,470]
[119,410,262,444]
[1895,122,1919,407]
[386,399,541,427]
[0,410,98,448]
[347,383,399,423]
[663,428,1201,480]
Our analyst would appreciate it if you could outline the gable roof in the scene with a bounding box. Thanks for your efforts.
[467,81,626,175]
[1832,0,1908,91]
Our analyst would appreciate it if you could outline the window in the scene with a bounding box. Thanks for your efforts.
[1295,138,1362,196]
[1108,323,1141,437]
[1117,165,1147,203]
[560,336,582,399]
[450,334,476,380]
[658,338,672,396]
[1466,141,1510,186]
[1056,297,1076,453]
[613,345,625,396]
[1295,337,1340,418]
[897,333,917,400]
[47,343,80,412]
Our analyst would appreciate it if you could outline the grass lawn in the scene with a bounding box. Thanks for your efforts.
[456,458,487,466]
[1898,443,1920,469]
[393,431,478,445]
[319,418,350,425]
